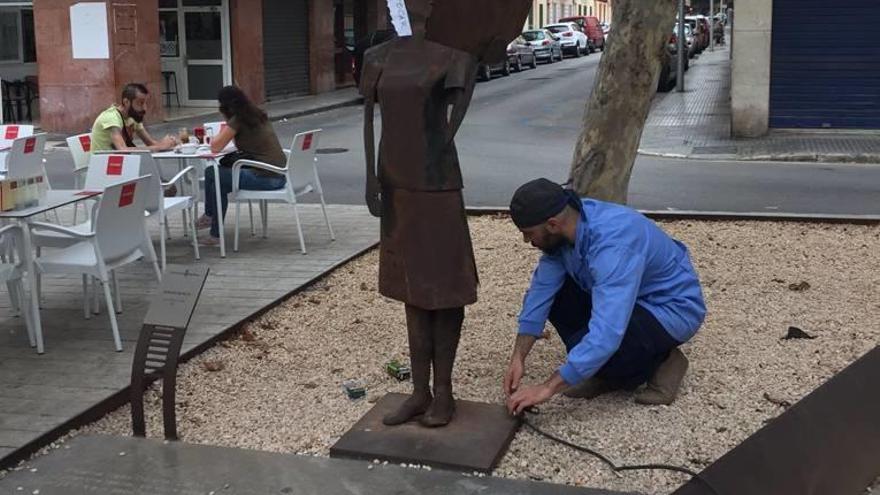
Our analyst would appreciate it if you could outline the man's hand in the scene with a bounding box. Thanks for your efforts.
[506,383,555,415]
[503,333,545,397]
[503,356,524,397]
[506,372,569,416]
[156,135,176,151]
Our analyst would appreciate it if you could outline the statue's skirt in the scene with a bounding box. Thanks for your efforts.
[378,187,478,310]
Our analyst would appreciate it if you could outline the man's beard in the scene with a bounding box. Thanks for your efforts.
[539,233,566,255]
[128,107,146,123]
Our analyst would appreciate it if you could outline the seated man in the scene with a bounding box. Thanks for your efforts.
[504,179,707,414]
[90,83,176,152]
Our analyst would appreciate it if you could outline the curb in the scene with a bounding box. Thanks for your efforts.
[638,149,880,165]
[267,97,364,123]
[466,206,880,224]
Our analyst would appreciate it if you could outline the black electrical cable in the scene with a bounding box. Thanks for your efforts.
[521,411,721,495]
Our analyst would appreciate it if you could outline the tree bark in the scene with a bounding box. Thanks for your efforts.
[569,0,676,204]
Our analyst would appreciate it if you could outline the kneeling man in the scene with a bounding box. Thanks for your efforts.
[504,179,706,415]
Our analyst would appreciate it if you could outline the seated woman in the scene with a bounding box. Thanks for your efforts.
[197,85,287,245]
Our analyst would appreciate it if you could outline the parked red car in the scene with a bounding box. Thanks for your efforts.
[557,15,606,52]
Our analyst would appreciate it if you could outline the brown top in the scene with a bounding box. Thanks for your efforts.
[361,38,476,191]
[228,116,287,168]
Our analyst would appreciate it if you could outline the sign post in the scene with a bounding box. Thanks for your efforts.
[676,0,686,92]
[130,265,209,440]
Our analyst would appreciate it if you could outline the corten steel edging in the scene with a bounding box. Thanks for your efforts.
[673,346,880,495]
[0,242,379,471]
[466,206,880,225]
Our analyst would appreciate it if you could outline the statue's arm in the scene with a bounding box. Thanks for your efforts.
[361,48,384,217]
[446,57,478,145]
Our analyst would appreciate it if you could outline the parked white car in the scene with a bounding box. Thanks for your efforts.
[543,23,589,57]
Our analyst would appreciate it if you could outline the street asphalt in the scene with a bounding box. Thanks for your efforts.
[43,53,880,216]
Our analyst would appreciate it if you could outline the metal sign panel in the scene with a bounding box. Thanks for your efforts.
[143,264,209,330]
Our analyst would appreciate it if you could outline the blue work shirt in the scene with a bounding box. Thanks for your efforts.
[518,199,706,386]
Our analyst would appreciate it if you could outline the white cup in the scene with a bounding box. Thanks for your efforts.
[179,143,199,155]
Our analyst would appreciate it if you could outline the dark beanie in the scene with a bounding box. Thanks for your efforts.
[509,178,581,229]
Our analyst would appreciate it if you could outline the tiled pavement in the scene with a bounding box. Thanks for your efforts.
[0,203,378,468]
[639,43,880,163]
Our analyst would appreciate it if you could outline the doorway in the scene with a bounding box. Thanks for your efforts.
[159,0,232,108]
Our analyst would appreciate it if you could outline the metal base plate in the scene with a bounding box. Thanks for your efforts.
[330,392,521,473]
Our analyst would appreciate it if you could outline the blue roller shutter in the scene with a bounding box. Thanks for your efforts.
[769,0,880,129]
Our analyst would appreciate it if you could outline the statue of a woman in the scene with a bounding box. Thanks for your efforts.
[360,0,530,427]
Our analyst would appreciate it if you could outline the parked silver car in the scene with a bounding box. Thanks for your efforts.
[477,38,538,81]
[522,29,563,64]
[508,36,538,71]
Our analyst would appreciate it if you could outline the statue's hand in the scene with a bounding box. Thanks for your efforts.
[366,176,382,218]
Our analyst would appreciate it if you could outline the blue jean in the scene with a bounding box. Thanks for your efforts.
[204,167,287,237]
[548,275,681,389]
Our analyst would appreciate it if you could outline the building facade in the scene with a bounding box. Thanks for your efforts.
[0,0,388,133]
[525,0,612,30]
[731,0,878,136]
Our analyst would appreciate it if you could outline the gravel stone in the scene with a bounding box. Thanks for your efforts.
[12,217,878,494]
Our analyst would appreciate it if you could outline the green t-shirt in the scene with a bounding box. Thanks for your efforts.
[90,106,145,151]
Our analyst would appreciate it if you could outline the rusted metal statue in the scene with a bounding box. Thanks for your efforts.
[360,0,530,427]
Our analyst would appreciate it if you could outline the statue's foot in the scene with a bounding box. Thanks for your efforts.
[382,393,432,426]
[419,390,455,428]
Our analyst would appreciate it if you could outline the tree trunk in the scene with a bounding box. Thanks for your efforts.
[569,0,676,204]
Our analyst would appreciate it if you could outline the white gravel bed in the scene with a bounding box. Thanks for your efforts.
[16,217,880,493]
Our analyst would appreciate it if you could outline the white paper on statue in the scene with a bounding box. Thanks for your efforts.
[70,2,110,59]
[386,0,413,37]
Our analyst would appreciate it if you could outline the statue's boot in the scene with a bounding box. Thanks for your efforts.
[383,392,433,425]
[420,307,463,428]
[383,306,434,425]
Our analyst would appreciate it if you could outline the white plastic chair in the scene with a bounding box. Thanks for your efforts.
[32,153,143,250]
[0,124,35,140]
[1,133,46,179]
[67,133,93,223]
[0,224,36,349]
[67,133,93,172]
[30,176,161,352]
[126,151,200,270]
[0,125,35,169]
[230,129,334,254]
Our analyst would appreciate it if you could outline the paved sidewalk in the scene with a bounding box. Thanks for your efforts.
[0,203,377,469]
[639,44,880,163]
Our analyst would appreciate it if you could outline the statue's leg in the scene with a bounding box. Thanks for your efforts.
[420,307,464,427]
[383,304,434,425]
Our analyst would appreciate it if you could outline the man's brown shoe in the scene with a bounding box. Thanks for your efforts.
[563,377,617,399]
[634,348,689,405]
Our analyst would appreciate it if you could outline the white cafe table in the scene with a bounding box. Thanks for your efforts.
[0,189,102,354]
[152,149,231,257]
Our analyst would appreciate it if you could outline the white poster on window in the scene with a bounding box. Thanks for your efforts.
[386,0,412,37]
[70,2,110,59]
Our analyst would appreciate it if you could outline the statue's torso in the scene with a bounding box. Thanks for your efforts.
[366,38,475,191]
